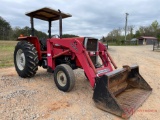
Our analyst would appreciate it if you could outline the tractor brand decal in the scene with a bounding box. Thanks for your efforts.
[71,41,78,51]
[97,69,110,74]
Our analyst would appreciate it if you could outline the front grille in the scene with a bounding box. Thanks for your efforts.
[86,39,98,51]
[85,38,98,65]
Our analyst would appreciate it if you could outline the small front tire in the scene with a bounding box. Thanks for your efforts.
[54,64,75,92]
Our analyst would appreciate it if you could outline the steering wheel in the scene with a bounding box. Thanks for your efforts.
[52,34,60,38]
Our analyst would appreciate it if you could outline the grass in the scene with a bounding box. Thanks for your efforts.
[0,40,18,68]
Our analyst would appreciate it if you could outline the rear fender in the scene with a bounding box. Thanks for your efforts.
[17,36,42,60]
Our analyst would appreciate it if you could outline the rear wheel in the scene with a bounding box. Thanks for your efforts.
[54,64,75,92]
[14,41,38,78]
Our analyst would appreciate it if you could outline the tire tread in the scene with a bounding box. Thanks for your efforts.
[14,41,38,78]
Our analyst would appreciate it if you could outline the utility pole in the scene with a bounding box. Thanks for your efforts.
[124,13,129,41]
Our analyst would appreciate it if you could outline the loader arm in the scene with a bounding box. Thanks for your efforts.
[47,38,98,87]
[47,38,152,118]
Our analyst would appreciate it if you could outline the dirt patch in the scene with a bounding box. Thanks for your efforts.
[48,100,70,111]
[0,45,160,120]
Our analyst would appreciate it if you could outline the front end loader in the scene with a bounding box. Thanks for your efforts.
[14,7,152,118]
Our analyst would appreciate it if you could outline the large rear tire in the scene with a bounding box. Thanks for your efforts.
[14,41,38,78]
[54,64,75,92]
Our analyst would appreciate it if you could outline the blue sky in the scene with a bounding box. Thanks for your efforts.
[1,0,160,38]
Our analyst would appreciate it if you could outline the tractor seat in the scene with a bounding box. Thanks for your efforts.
[39,38,47,51]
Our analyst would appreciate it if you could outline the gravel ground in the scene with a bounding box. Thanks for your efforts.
[0,45,160,120]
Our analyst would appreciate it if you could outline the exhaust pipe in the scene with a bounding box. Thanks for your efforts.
[58,9,62,39]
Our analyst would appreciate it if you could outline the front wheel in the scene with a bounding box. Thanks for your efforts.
[54,64,75,92]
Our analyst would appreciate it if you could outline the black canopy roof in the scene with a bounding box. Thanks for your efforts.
[25,7,72,21]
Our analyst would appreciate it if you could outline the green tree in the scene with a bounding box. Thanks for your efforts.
[0,16,12,40]
[100,36,106,43]
[134,30,141,38]
[12,26,48,40]
[151,20,159,37]
[12,27,21,39]
[62,34,79,38]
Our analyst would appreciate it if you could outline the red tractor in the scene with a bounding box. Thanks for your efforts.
[14,7,152,118]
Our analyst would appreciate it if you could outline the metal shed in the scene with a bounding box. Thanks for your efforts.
[138,36,157,45]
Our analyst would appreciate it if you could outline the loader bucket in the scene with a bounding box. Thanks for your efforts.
[93,65,152,118]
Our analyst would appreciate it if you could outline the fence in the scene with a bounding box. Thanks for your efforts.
[108,40,138,46]
[153,41,160,51]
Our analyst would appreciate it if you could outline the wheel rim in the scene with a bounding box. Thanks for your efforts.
[57,71,67,87]
[16,49,26,70]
